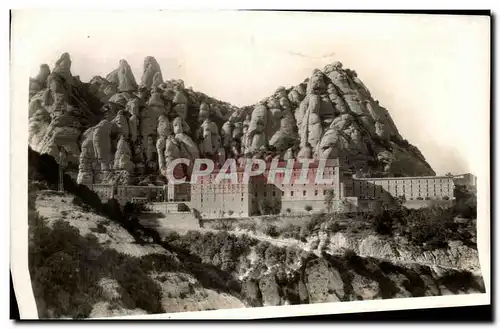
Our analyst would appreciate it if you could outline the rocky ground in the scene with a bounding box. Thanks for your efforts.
[32,190,247,318]
[30,185,486,319]
[196,215,482,273]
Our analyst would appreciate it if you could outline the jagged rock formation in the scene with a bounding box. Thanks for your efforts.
[28,53,435,184]
[140,56,163,89]
[236,61,434,176]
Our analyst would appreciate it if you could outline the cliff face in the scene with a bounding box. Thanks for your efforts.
[28,53,435,182]
[28,54,104,166]
[162,230,484,308]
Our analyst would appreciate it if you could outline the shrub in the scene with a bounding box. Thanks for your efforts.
[281,224,302,240]
[264,244,286,266]
[29,218,164,318]
[263,224,281,238]
[213,218,234,231]
[255,241,271,259]
[454,186,477,219]
[343,248,359,262]
[237,221,257,233]
[285,208,291,214]
[347,220,367,234]
[403,206,458,249]
[258,199,280,215]
[304,205,313,212]
[370,212,393,236]
[304,213,328,234]
[325,221,341,233]
[90,222,107,234]
[443,196,450,200]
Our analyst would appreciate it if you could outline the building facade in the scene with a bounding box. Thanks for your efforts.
[346,175,455,201]
[87,184,166,205]
[84,162,471,217]
[190,170,256,218]
[453,173,477,190]
[263,159,342,214]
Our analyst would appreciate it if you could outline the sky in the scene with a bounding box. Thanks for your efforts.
[13,10,490,176]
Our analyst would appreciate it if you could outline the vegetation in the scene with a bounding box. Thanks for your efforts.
[453,185,477,219]
[262,224,281,238]
[28,183,164,318]
[258,199,280,215]
[324,189,335,214]
[163,230,258,273]
[212,218,234,231]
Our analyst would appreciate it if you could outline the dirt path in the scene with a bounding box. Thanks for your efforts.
[152,222,479,274]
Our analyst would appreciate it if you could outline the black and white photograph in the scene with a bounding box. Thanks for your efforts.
[10,9,491,320]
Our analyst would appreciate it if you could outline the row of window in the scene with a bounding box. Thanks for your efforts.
[358,180,452,185]
[251,190,335,198]
[200,197,245,203]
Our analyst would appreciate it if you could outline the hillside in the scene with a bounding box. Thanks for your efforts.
[28,53,435,185]
[27,149,484,319]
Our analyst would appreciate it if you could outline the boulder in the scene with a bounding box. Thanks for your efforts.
[298,94,323,149]
[92,119,113,170]
[29,64,51,99]
[199,119,220,156]
[343,94,369,116]
[173,117,199,160]
[52,52,73,85]
[113,136,134,172]
[140,97,165,147]
[129,114,139,143]
[304,259,344,303]
[157,114,172,138]
[140,56,163,89]
[77,127,96,184]
[111,110,129,139]
[221,121,233,148]
[105,68,119,87]
[117,60,138,92]
[258,274,281,306]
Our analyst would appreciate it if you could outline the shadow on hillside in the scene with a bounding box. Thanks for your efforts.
[323,251,485,300]
[28,147,244,302]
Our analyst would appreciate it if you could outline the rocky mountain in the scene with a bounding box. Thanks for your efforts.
[28,53,435,185]
[27,150,482,318]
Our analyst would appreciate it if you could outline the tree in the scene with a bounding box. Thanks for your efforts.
[258,199,279,215]
[454,185,477,219]
[338,198,351,213]
[324,189,335,214]
[371,210,393,236]
[368,200,383,217]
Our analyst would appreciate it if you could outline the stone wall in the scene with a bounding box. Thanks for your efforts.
[403,199,453,209]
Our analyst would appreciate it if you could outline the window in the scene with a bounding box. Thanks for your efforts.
[264,192,267,197]
[291,191,294,196]
[323,190,326,195]
[303,190,306,196]
[272,191,276,197]
[282,191,284,196]
[254,192,257,197]
[314,190,318,196]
